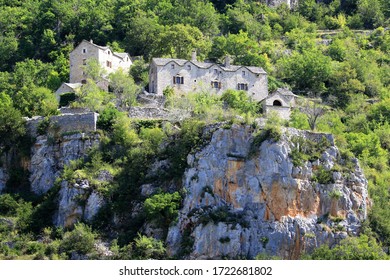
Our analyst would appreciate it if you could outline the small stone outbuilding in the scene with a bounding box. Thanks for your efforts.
[263,88,298,120]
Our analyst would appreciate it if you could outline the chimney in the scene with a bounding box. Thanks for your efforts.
[90,39,93,44]
[225,55,231,68]
[191,50,197,61]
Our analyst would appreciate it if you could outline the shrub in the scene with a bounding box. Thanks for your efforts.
[97,106,121,132]
[60,223,96,256]
[133,234,166,260]
[313,166,334,184]
[221,89,260,115]
[144,192,181,226]
[329,190,342,200]
[0,194,19,216]
[308,235,388,260]
[59,92,76,107]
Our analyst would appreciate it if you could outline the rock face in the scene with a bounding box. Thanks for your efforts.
[265,0,299,9]
[166,125,369,259]
[0,154,9,193]
[29,132,100,195]
[53,179,105,228]
[0,166,7,193]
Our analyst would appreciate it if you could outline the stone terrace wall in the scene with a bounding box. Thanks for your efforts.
[26,112,98,137]
[129,106,191,121]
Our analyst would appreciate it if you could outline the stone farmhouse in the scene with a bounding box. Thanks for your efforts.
[55,40,132,100]
[149,53,268,102]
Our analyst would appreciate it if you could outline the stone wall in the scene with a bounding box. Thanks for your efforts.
[26,112,98,138]
[129,106,191,121]
[264,105,292,120]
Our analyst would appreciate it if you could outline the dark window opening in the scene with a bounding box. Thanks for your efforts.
[81,79,87,84]
[211,81,221,89]
[237,83,248,91]
[106,61,112,68]
[173,76,184,84]
[273,100,282,106]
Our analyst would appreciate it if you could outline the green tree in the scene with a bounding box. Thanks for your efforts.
[109,69,139,109]
[0,93,26,152]
[278,50,333,94]
[157,24,211,60]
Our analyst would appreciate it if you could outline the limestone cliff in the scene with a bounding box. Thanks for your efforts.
[166,124,369,259]
[29,133,100,195]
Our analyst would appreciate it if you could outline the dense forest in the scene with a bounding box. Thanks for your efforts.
[0,0,390,260]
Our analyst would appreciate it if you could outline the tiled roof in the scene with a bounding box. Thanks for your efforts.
[152,58,266,74]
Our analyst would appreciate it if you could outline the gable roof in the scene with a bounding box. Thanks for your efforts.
[151,58,266,75]
[73,40,131,61]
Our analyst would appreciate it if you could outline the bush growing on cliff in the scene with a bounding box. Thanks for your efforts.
[307,235,388,260]
[60,223,96,257]
[144,192,181,227]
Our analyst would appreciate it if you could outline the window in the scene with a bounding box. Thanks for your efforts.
[171,64,175,69]
[187,65,191,70]
[242,71,246,76]
[81,79,87,84]
[83,59,87,65]
[107,50,111,55]
[237,83,248,91]
[214,69,218,74]
[106,61,112,68]
[211,81,221,89]
[82,48,87,54]
[173,76,184,84]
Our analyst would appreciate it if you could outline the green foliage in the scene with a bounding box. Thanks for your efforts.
[60,223,96,257]
[329,190,342,200]
[144,192,181,226]
[163,119,207,179]
[133,234,166,260]
[308,235,388,260]
[59,92,76,107]
[130,59,149,86]
[221,89,260,115]
[279,49,333,94]
[0,93,26,152]
[313,166,335,184]
[109,69,139,108]
[96,106,121,132]
[0,194,19,216]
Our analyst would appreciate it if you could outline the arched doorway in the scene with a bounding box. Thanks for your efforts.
[273,100,282,106]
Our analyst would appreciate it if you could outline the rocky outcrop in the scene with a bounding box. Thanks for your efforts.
[29,132,100,195]
[0,154,9,193]
[0,167,7,193]
[265,0,299,9]
[54,178,106,228]
[166,125,369,259]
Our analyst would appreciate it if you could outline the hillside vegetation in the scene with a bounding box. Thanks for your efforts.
[0,0,390,259]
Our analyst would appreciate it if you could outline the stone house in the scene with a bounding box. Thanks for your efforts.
[263,88,298,120]
[69,39,132,84]
[56,40,132,100]
[149,54,268,102]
